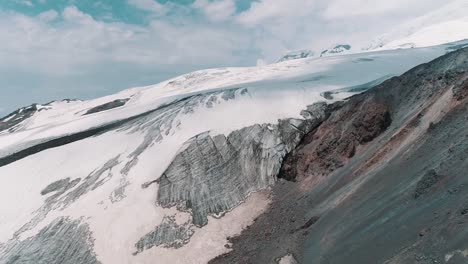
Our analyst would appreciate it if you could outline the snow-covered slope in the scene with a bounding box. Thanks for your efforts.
[276,50,314,62]
[0,41,466,264]
[320,44,352,57]
[367,0,468,50]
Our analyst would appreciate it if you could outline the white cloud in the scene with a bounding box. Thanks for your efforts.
[323,0,446,19]
[193,0,236,22]
[236,0,317,26]
[14,0,33,7]
[0,0,462,114]
[0,6,251,76]
[37,10,58,22]
[127,0,165,14]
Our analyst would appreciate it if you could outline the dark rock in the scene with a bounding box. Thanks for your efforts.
[280,99,391,181]
[0,104,38,133]
[414,170,444,199]
[299,216,320,230]
[40,177,81,196]
[84,99,129,115]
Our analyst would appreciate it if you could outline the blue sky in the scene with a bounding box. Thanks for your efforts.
[0,0,453,115]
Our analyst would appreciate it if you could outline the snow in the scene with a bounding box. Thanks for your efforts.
[367,0,468,50]
[0,43,455,158]
[277,50,314,62]
[320,44,352,57]
[0,41,466,264]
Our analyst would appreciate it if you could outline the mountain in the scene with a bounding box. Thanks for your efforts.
[367,0,468,50]
[276,50,314,62]
[0,39,467,264]
[212,44,468,264]
[320,44,352,57]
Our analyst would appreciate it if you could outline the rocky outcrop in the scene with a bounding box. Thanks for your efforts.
[40,177,81,196]
[279,99,391,181]
[156,102,329,227]
[0,104,38,133]
[320,44,351,57]
[84,99,130,115]
[414,169,445,199]
[277,50,314,62]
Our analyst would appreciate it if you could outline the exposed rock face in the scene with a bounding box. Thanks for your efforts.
[84,99,130,115]
[211,47,468,264]
[0,217,99,264]
[40,177,81,196]
[414,169,445,199]
[320,44,351,57]
[277,50,314,62]
[0,104,38,133]
[0,99,78,133]
[279,99,391,181]
[156,102,329,227]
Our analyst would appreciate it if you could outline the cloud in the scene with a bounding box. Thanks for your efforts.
[0,5,251,76]
[322,0,446,19]
[14,0,33,7]
[236,0,317,26]
[127,0,165,14]
[37,10,58,21]
[0,0,460,114]
[193,0,236,22]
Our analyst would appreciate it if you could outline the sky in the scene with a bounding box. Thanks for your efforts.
[0,0,455,115]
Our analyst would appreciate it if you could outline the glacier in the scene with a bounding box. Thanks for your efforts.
[0,39,467,264]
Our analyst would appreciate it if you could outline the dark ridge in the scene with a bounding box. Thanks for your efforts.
[0,104,38,133]
[414,170,445,199]
[83,99,129,115]
[0,118,131,167]
[0,99,81,133]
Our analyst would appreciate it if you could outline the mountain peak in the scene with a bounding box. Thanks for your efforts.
[320,44,352,57]
[276,49,314,62]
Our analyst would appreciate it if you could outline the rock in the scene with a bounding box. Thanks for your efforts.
[277,50,314,63]
[280,98,391,181]
[320,44,352,57]
[84,99,130,115]
[414,170,444,199]
[0,104,38,133]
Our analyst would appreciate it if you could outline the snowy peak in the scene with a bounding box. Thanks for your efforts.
[320,44,352,57]
[366,0,468,50]
[276,50,314,62]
